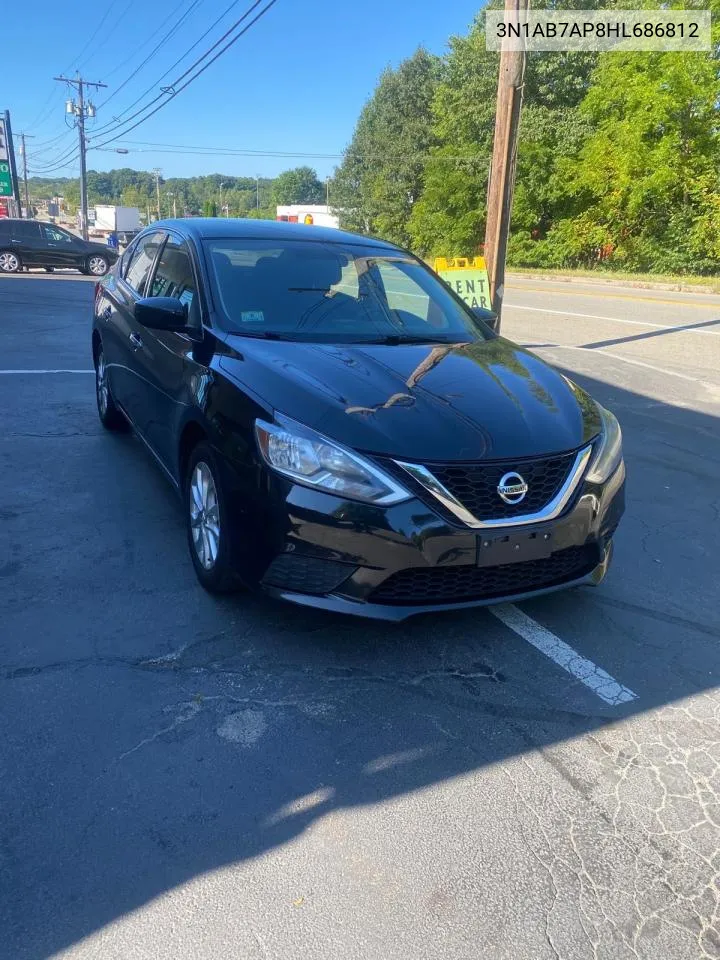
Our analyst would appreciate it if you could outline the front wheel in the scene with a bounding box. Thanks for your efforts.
[185,443,240,594]
[87,254,109,277]
[0,250,21,273]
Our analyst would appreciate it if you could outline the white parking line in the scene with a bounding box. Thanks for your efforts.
[0,369,94,374]
[491,603,637,706]
[506,302,720,337]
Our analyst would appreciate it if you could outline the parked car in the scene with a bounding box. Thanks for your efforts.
[0,219,119,275]
[92,218,625,620]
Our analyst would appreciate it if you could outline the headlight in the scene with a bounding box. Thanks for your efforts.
[586,403,623,483]
[255,417,411,505]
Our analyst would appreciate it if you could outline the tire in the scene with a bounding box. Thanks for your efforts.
[94,342,127,431]
[185,442,240,594]
[0,250,21,273]
[44,266,54,273]
[87,254,109,277]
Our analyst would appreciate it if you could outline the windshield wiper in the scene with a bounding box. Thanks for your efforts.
[287,286,331,293]
[230,330,288,340]
[363,335,460,345]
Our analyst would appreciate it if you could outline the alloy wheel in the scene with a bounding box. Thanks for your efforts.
[88,256,108,276]
[96,350,108,417]
[0,252,20,272]
[190,461,221,570]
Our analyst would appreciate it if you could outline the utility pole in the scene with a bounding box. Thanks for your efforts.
[483,0,528,329]
[17,132,34,217]
[173,195,177,218]
[256,175,260,210]
[153,168,162,220]
[54,74,106,240]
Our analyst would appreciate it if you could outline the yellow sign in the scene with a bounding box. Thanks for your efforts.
[434,256,491,310]
[304,214,314,225]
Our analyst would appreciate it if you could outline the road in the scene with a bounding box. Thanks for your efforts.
[1,273,719,960]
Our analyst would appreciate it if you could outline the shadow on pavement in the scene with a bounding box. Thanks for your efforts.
[2,336,719,958]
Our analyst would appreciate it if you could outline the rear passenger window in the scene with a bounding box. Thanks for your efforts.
[123,231,164,295]
[13,221,41,240]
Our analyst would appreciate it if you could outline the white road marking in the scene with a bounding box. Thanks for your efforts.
[0,369,94,375]
[506,303,720,337]
[491,603,638,706]
[531,343,708,385]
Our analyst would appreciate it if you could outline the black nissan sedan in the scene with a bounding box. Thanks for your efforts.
[92,219,624,620]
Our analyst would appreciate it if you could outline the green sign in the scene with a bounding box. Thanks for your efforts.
[0,162,12,198]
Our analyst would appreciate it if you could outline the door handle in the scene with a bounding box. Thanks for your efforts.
[10,239,21,244]
[129,332,144,350]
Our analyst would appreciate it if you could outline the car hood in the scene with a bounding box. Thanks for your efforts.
[219,336,602,461]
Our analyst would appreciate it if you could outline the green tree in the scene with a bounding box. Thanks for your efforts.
[271,166,325,205]
[547,45,720,273]
[333,47,441,246]
[202,199,219,217]
[408,7,598,260]
[407,25,497,258]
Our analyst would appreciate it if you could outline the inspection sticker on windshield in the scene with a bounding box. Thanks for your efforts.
[241,311,264,323]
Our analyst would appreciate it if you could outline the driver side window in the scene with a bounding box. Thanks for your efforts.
[146,235,199,326]
[41,224,74,244]
[123,232,164,296]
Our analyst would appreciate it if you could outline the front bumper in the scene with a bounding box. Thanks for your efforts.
[252,460,625,622]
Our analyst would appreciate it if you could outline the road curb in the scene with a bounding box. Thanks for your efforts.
[506,272,719,295]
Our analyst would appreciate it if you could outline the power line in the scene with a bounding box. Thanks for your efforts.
[89,0,277,147]
[101,2,180,81]
[60,7,116,76]
[99,140,492,162]
[97,0,245,124]
[97,0,204,111]
[32,0,274,172]
[73,0,142,75]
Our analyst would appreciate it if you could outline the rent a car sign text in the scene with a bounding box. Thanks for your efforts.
[434,257,491,310]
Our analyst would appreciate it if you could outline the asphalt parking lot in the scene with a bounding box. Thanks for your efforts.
[2,273,719,960]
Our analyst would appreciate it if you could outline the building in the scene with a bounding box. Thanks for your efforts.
[275,204,339,229]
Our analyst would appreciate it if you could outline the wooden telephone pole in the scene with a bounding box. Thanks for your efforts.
[484,0,529,329]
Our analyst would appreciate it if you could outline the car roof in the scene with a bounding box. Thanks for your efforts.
[152,217,400,251]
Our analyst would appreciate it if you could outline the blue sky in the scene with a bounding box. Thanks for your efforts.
[3,0,482,182]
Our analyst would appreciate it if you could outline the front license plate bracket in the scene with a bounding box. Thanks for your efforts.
[477,530,554,566]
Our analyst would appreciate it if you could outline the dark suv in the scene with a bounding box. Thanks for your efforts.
[0,219,119,275]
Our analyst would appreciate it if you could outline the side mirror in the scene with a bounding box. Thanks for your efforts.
[135,296,191,332]
[471,305,499,333]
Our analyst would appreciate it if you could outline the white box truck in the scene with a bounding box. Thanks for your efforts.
[94,205,141,233]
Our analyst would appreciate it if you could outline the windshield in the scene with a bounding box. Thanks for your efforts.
[204,238,492,344]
